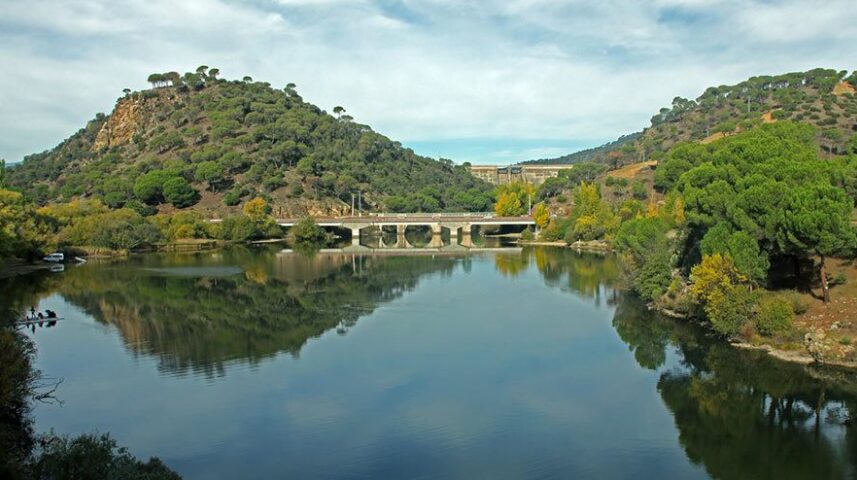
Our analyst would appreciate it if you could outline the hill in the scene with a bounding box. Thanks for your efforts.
[520,132,640,165]
[529,68,857,167]
[7,68,493,216]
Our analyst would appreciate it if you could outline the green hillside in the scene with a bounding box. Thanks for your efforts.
[7,68,493,216]
[529,68,857,167]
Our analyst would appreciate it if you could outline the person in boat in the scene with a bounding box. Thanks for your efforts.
[37,312,44,319]
[46,309,56,318]
[30,306,36,319]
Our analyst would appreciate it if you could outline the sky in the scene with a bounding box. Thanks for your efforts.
[1,0,855,165]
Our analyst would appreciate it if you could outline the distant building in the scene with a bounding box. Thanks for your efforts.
[467,164,572,185]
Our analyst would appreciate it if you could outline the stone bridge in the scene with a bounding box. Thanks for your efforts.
[275,213,535,246]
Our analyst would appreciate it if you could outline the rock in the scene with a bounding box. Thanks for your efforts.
[805,328,830,361]
[93,97,144,150]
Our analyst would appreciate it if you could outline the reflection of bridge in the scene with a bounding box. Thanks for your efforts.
[275,213,535,246]
[279,246,523,255]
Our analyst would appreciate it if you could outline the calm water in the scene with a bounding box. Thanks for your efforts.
[5,246,857,479]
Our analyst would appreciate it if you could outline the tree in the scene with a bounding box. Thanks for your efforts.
[847,133,857,155]
[776,183,856,303]
[196,65,209,75]
[194,161,227,191]
[533,202,549,229]
[495,191,523,216]
[207,68,220,80]
[333,106,345,119]
[122,88,131,96]
[690,253,756,336]
[242,197,269,222]
[162,177,199,208]
[289,216,327,245]
[701,223,769,286]
[0,159,6,188]
[146,73,165,88]
[164,71,181,87]
[242,76,253,83]
[133,170,173,204]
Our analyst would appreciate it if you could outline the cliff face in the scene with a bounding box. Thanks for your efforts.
[93,97,143,150]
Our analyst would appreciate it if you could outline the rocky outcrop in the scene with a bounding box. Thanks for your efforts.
[93,98,142,150]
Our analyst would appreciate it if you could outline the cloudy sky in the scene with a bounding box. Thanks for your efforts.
[1,0,855,165]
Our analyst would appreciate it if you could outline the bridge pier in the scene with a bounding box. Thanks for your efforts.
[351,227,361,246]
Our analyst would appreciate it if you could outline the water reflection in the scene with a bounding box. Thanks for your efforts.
[5,246,857,479]
[613,294,857,479]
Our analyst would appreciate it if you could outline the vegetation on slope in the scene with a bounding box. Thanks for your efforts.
[7,67,493,215]
[530,122,857,362]
[530,68,857,167]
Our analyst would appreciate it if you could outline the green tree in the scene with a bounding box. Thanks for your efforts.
[162,177,199,208]
[776,183,856,303]
[133,170,173,204]
[194,161,227,191]
[289,217,328,245]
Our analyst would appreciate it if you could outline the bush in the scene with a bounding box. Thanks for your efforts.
[631,181,648,200]
[754,296,794,336]
[223,189,241,206]
[635,250,673,301]
[520,227,534,241]
[162,177,199,208]
[706,284,758,337]
[778,290,810,314]
[289,217,327,245]
[31,433,180,480]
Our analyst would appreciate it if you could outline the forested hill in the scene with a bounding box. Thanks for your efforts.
[525,68,857,167]
[521,133,640,165]
[7,68,493,216]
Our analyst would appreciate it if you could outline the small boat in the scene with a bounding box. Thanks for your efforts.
[43,252,64,263]
[16,317,64,328]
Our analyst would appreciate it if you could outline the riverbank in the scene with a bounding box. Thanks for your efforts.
[517,239,612,253]
[646,258,857,371]
[0,259,52,280]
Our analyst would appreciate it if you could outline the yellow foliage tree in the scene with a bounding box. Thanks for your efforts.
[690,253,746,300]
[574,182,601,217]
[495,192,523,216]
[533,202,549,228]
[243,197,269,222]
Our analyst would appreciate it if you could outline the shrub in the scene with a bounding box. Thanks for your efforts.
[289,217,327,245]
[706,284,757,337]
[520,227,534,241]
[631,181,648,200]
[31,433,180,480]
[754,295,794,336]
[162,177,199,208]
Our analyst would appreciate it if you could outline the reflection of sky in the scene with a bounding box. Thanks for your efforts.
[30,255,705,479]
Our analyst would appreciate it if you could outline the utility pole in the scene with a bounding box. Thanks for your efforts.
[528,193,532,216]
[358,191,362,217]
[351,193,355,217]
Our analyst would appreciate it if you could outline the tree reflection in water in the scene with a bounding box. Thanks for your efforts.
[13,246,461,378]
[613,293,857,479]
[6,246,857,479]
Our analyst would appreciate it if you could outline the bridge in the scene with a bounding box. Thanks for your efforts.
[274,213,535,246]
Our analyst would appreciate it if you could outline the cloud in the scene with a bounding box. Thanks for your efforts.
[0,0,854,164]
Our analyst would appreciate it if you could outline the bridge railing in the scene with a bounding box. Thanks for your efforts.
[367,212,495,218]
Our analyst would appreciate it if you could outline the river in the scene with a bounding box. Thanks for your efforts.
[4,246,857,479]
